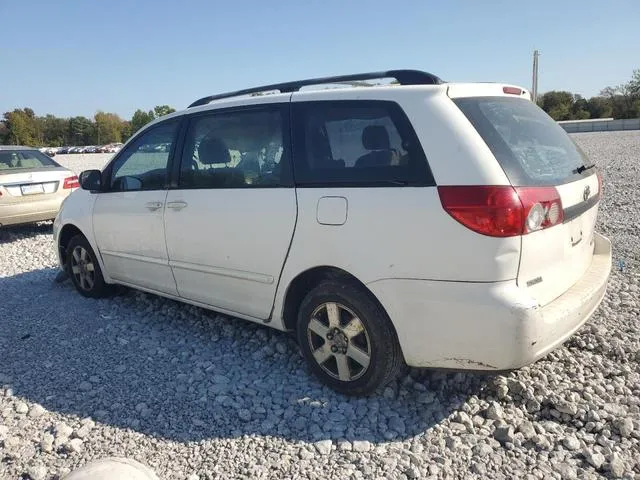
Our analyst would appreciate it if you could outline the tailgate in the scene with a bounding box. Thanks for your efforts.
[519,173,600,305]
[452,93,603,307]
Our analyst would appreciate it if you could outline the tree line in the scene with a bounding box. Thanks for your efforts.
[0,105,176,147]
[537,69,639,121]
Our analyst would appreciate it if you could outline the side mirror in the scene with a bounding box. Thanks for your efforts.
[79,170,102,191]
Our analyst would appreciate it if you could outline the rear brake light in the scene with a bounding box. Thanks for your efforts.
[503,86,522,95]
[438,186,563,237]
[63,176,80,189]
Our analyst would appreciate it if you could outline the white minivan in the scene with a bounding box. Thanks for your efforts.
[53,70,612,395]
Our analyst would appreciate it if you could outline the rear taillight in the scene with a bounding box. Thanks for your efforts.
[438,186,563,237]
[438,186,522,237]
[515,186,564,232]
[63,176,80,189]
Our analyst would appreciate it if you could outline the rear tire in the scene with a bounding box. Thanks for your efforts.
[66,235,113,298]
[296,280,403,396]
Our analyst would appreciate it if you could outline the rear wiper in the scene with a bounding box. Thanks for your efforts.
[573,163,596,174]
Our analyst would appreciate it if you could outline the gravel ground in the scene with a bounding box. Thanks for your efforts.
[1,133,639,480]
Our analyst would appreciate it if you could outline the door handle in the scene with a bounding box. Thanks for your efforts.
[145,201,163,211]
[166,201,188,210]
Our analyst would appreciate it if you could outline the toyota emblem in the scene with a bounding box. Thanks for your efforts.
[583,185,591,201]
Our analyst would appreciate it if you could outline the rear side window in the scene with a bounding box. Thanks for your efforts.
[0,150,57,170]
[292,101,433,186]
[454,97,592,186]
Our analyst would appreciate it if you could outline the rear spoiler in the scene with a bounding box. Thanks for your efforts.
[447,83,532,101]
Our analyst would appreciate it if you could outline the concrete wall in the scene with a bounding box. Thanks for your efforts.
[559,118,640,133]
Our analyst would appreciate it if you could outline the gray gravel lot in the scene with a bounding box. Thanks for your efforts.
[1,133,639,479]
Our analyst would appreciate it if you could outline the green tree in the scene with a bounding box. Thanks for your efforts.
[2,109,38,145]
[600,69,640,119]
[571,95,590,120]
[153,105,176,118]
[0,121,8,144]
[120,121,132,142]
[538,91,575,120]
[627,69,640,99]
[69,116,93,145]
[40,114,70,146]
[586,97,613,119]
[130,109,155,135]
[94,111,123,144]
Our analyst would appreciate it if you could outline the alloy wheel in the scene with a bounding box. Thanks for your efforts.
[70,245,95,291]
[306,302,372,382]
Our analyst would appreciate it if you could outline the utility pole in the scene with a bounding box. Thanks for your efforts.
[532,49,540,103]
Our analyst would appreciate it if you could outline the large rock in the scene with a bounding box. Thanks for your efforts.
[485,402,504,420]
[352,440,371,453]
[494,426,515,444]
[583,449,605,469]
[314,440,332,455]
[555,401,578,416]
[562,435,581,451]
[517,421,536,440]
[614,418,634,438]
[28,404,46,418]
[55,422,74,440]
[63,457,159,480]
[26,465,48,480]
[607,454,625,478]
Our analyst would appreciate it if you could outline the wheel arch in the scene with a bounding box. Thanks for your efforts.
[58,223,85,267]
[280,265,398,338]
[57,222,111,283]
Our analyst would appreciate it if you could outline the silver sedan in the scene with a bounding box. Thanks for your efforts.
[0,146,78,227]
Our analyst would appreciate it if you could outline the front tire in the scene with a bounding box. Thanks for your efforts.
[66,234,112,298]
[296,281,403,396]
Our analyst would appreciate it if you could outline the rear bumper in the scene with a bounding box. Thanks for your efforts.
[0,196,66,227]
[367,232,612,370]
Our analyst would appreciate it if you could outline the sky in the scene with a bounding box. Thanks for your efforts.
[1,0,639,119]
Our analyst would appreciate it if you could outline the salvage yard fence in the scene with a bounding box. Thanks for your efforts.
[558,118,640,133]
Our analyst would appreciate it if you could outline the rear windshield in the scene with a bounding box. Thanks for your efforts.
[0,150,58,171]
[454,97,592,186]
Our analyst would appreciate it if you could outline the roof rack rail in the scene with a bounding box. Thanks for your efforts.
[188,69,443,108]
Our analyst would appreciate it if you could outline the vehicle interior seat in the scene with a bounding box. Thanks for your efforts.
[195,134,245,187]
[307,127,345,169]
[18,155,42,168]
[355,125,395,168]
